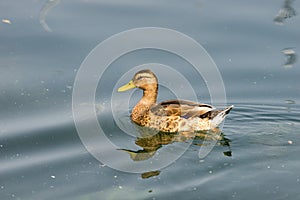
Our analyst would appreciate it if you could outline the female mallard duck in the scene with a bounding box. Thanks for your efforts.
[118,69,233,132]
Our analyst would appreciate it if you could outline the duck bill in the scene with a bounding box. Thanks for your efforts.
[117,80,136,92]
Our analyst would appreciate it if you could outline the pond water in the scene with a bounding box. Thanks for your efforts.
[0,0,300,200]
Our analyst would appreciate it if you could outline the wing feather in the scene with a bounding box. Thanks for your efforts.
[150,100,213,118]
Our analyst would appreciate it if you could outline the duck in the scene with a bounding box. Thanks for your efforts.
[117,69,233,133]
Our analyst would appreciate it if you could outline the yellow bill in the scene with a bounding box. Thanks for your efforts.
[117,80,136,92]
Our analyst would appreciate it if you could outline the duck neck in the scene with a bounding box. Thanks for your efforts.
[141,86,158,105]
[131,84,158,124]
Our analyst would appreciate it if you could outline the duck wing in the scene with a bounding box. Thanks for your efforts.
[150,100,214,118]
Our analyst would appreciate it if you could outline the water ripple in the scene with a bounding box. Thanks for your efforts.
[225,102,300,147]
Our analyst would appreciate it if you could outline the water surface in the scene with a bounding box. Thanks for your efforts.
[0,0,299,199]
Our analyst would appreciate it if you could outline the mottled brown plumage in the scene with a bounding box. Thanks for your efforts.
[118,69,233,132]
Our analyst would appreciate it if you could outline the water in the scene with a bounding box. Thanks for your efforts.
[1,0,300,199]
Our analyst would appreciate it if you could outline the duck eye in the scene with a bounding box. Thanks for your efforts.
[137,75,149,80]
[135,74,152,81]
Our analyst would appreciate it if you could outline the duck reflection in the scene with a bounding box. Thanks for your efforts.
[119,127,231,162]
[141,170,161,179]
